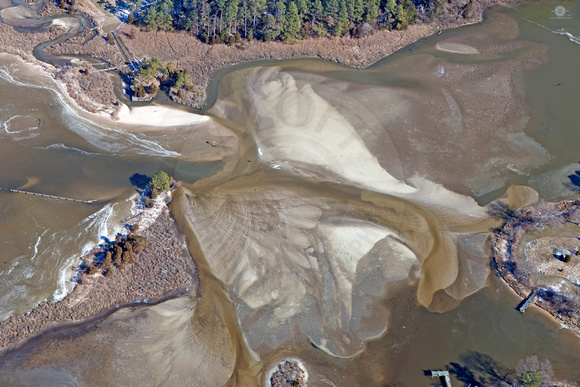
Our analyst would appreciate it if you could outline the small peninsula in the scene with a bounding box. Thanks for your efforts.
[492,198,580,331]
[0,173,198,356]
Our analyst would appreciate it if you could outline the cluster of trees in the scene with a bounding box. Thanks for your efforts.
[124,0,421,42]
[87,229,148,276]
[134,58,191,97]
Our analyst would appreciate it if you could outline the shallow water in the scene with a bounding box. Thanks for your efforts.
[0,56,221,319]
[1,1,580,386]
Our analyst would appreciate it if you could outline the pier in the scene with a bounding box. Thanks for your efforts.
[517,289,542,313]
[428,370,452,387]
[8,189,95,204]
[111,31,138,72]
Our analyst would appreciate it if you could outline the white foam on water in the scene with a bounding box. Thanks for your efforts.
[0,65,180,158]
[59,111,181,157]
[40,143,100,156]
[2,115,40,134]
[525,19,580,45]
[30,230,48,261]
[126,193,140,216]
[53,202,128,301]
[1,114,41,140]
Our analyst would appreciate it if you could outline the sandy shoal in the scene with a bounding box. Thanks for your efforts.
[112,103,210,127]
[435,42,481,54]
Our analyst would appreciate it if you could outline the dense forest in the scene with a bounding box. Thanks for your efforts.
[120,0,462,43]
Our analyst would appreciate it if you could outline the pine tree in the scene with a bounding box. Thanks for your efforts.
[394,3,407,29]
[334,8,348,36]
[310,0,323,34]
[364,0,379,23]
[352,0,364,22]
[384,0,396,28]
[285,2,301,39]
[144,7,159,30]
[325,0,340,18]
[296,0,309,19]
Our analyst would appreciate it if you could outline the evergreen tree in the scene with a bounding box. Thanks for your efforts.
[151,171,171,191]
[285,2,301,39]
[333,7,348,35]
[384,0,396,28]
[325,0,339,18]
[364,0,379,22]
[394,2,407,29]
[310,0,323,34]
[144,7,159,30]
[264,14,282,41]
[296,0,309,19]
[352,0,364,21]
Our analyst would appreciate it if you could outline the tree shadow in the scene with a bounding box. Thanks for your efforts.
[129,173,150,190]
[447,362,480,386]
[567,169,580,192]
[447,351,514,386]
[486,201,515,221]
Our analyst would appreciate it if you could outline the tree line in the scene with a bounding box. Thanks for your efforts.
[124,0,426,42]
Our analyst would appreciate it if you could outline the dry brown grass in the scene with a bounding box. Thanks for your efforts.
[47,31,125,64]
[493,199,580,330]
[117,0,514,106]
[0,23,60,63]
[1,0,522,110]
[0,209,196,356]
[55,64,118,113]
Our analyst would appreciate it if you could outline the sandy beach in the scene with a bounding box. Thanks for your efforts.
[112,103,210,127]
[51,68,211,130]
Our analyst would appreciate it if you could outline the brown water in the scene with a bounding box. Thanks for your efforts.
[1,1,580,386]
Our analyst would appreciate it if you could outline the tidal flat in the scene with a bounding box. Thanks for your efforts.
[0,0,580,386]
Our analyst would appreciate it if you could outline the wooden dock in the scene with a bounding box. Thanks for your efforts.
[517,289,542,313]
[8,189,95,204]
[111,31,138,72]
[429,370,452,387]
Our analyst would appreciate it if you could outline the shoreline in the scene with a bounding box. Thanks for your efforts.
[118,0,524,107]
[492,198,580,333]
[0,191,199,357]
[0,53,210,131]
[1,0,526,116]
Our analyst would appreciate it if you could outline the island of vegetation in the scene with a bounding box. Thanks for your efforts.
[492,198,580,332]
[0,171,196,356]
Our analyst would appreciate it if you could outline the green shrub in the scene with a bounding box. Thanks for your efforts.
[88,265,98,275]
[518,370,542,387]
[151,171,170,191]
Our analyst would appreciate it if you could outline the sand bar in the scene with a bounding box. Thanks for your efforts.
[113,103,210,128]
[435,42,481,54]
